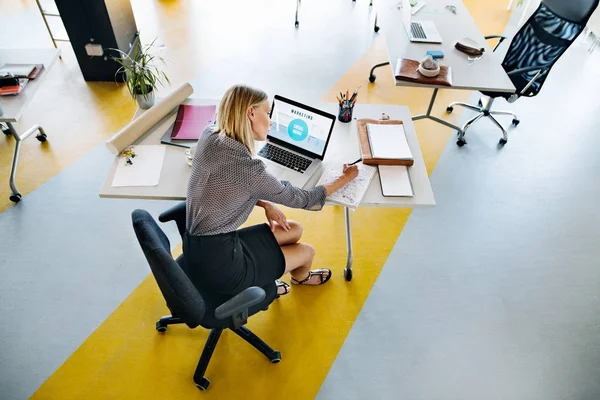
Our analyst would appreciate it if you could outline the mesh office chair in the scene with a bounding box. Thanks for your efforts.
[131,208,280,391]
[447,0,599,146]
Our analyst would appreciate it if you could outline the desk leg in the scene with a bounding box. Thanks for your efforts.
[344,206,353,281]
[412,88,464,134]
[6,122,47,203]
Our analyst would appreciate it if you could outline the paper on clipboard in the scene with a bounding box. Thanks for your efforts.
[111,145,166,187]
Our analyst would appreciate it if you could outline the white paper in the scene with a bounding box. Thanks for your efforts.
[378,165,414,197]
[112,145,166,187]
[367,124,413,160]
[316,163,377,209]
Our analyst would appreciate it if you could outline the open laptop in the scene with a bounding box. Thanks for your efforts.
[257,95,336,189]
[402,0,443,44]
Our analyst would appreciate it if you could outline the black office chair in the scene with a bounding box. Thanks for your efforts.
[131,208,280,391]
[446,0,599,146]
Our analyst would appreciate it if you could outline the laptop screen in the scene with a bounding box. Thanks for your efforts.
[267,95,335,159]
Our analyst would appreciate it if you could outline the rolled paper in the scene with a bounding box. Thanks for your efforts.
[105,82,194,155]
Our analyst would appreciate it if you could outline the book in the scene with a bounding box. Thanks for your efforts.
[160,126,195,149]
[356,119,414,166]
[170,104,217,140]
[316,163,377,209]
[378,165,414,197]
[394,58,453,87]
[0,78,28,96]
[0,63,43,79]
[366,123,413,161]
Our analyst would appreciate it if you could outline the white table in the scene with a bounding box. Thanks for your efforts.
[371,0,515,134]
[100,99,435,281]
[0,48,61,202]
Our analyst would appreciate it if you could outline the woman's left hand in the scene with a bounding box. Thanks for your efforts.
[264,202,290,232]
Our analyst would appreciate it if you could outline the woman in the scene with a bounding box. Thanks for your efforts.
[184,84,358,298]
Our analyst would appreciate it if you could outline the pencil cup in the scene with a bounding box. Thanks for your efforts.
[338,103,354,123]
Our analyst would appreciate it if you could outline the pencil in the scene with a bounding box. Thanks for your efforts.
[349,158,362,166]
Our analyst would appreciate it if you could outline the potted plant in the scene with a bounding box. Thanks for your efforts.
[111,38,170,109]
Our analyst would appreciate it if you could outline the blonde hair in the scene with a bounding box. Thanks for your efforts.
[216,84,268,155]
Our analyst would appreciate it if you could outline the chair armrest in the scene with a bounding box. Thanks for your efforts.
[507,65,550,97]
[215,286,266,320]
[507,65,549,76]
[484,35,508,52]
[158,201,186,238]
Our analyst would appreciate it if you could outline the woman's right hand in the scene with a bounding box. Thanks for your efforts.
[324,163,360,196]
[341,163,359,183]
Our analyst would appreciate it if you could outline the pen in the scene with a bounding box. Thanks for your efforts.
[348,158,362,166]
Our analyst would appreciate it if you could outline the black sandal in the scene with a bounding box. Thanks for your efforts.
[276,280,291,297]
[290,269,332,286]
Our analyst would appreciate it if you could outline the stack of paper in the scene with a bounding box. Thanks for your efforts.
[366,124,413,161]
[378,165,414,197]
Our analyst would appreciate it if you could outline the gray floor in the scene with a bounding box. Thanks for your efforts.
[317,37,600,400]
[0,1,381,399]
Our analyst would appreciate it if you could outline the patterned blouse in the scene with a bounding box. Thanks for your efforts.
[186,127,327,236]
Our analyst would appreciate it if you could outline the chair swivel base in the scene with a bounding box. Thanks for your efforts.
[155,315,281,390]
[446,97,519,146]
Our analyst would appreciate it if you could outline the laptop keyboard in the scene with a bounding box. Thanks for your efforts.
[258,143,312,173]
[411,22,427,39]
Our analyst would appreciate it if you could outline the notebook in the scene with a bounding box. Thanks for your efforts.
[366,123,413,161]
[378,165,414,197]
[316,163,377,209]
[170,104,217,140]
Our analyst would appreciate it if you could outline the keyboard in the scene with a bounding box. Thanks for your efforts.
[410,22,427,39]
[258,143,312,173]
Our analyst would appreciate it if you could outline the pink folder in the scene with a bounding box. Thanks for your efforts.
[170,104,217,140]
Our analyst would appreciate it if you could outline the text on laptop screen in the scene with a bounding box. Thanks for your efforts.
[268,98,332,157]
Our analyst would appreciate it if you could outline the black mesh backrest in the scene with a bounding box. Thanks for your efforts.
[502,0,598,97]
[131,209,205,328]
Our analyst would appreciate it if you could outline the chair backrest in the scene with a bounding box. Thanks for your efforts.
[132,209,205,328]
[502,0,598,97]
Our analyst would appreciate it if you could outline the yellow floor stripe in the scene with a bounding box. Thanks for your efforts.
[27,1,510,398]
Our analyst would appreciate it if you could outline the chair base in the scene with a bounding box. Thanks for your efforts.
[446,97,520,146]
[155,315,280,390]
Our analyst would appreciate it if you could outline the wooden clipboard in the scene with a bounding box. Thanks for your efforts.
[356,118,414,167]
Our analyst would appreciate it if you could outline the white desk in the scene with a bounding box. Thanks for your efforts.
[0,48,61,202]
[100,99,435,280]
[372,0,515,133]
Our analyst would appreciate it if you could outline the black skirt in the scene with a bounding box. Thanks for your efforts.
[183,223,286,297]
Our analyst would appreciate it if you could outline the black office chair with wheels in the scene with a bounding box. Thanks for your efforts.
[446,0,599,146]
[131,208,280,391]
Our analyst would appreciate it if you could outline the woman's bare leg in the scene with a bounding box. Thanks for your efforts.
[270,220,302,246]
[271,220,330,287]
[281,243,330,285]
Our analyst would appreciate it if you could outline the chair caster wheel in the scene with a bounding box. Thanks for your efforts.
[344,268,352,281]
[36,133,47,142]
[295,21,299,27]
[374,25,380,32]
[512,119,520,127]
[446,106,453,113]
[2,127,11,136]
[457,139,466,147]
[478,99,483,107]
[195,377,210,391]
[369,74,376,83]
[270,351,282,363]
[9,193,22,202]
[499,138,507,145]
[156,321,167,332]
